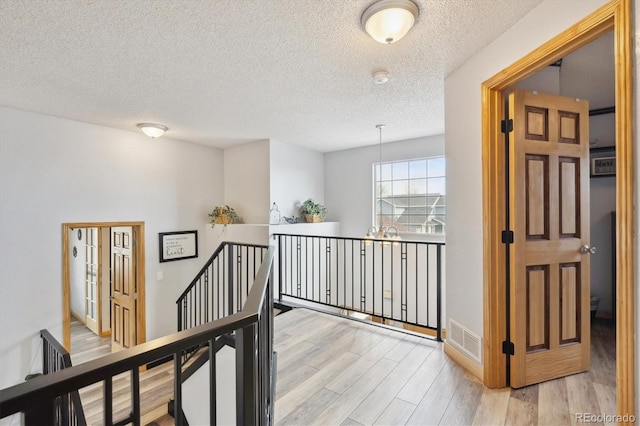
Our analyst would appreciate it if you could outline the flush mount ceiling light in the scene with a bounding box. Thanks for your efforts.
[137,123,168,138]
[361,0,419,44]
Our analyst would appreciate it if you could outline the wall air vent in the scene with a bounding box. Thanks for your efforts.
[448,318,482,364]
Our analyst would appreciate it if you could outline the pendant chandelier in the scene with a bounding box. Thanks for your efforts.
[365,124,401,242]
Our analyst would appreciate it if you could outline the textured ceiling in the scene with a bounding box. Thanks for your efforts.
[0,0,545,151]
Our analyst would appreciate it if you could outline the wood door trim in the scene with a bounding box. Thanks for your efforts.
[481,0,634,419]
[62,221,146,352]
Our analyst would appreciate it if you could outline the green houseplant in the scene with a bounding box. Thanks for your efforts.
[208,205,242,227]
[299,199,327,223]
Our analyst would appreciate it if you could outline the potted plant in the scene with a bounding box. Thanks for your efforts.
[208,205,242,228]
[299,199,327,223]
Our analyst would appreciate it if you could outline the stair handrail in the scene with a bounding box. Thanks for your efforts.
[40,329,87,426]
[177,241,269,335]
[0,246,275,425]
[177,241,269,303]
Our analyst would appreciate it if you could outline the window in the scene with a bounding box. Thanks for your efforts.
[373,156,445,234]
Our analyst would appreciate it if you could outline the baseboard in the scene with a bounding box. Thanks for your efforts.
[100,330,111,337]
[444,341,483,382]
[70,311,85,324]
[403,323,447,339]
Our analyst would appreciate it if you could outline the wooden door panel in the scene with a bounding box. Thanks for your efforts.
[525,155,549,239]
[559,158,580,237]
[111,226,136,352]
[560,263,580,345]
[525,106,548,140]
[113,304,121,345]
[526,266,548,351]
[510,89,590,388]
[558,111,579,143]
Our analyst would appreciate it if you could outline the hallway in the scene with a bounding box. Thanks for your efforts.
[274,308,616,425]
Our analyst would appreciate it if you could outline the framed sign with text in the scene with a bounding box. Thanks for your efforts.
[159,230,198,262]
[591,156,615,177]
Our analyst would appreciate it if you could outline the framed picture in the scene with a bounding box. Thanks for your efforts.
[591,155,616,177]
[159,230,198,263]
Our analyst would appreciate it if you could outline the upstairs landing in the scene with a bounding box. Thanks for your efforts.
[274,308,615,425]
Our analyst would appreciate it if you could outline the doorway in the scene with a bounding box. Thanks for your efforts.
[481,0,633,418]
[62,222,146,354]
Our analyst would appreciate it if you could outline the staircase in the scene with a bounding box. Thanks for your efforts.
[169,242,271,424]
[0,242,276,426]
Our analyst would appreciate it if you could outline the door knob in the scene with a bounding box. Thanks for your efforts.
[580,244,597,254]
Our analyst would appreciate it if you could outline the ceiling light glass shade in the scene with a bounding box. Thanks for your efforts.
[137,123,168,138]
[361,0,419,44]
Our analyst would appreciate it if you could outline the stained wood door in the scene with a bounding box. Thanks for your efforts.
[510,89,591,388]
[111,226,136,352]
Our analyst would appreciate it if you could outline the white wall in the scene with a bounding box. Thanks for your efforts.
[270,139,325,219]
[513,66,560,94]
[224,140,270,224]
[444,0,609,340]
[324,135,445,238]
[182,345,236,426]
[0,107,224,390]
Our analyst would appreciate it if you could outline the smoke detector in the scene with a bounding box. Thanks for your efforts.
[372,70,390,84]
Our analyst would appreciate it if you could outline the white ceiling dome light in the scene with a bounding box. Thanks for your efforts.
[137,123,168,138]
[361,0,419,44]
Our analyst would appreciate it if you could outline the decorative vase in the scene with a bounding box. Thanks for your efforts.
[269,203,281,225]
[213,214,234,225]
[305,214,323,223]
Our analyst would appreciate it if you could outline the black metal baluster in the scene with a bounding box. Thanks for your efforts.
[278,235,284,301]
[209,337,217,425]
[236,324,257,426]
[325,238,331,304]
[237,246,242,313]
[296,236,302,297]
[401,243,407,322]
[174,352,183,426]
[227,244,234,316]
[131,368,140,426]
[360,240,366,311]
[104,378,113,426]
[372,242,376,317]
[205,267,209,323]
[415,243,419,324]
[381,243,384,320]
[382,243,396,319]
[437,244,443,341]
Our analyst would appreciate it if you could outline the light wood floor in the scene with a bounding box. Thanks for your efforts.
[70,310,615,425]
[274,308,616,426]
[70,318,111,365]
[70,319,174,425]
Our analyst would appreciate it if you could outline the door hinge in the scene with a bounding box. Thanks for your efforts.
[501,119,513,133]
[502,340,515,356]
[133,292,138,300]
[501,230,514,244]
